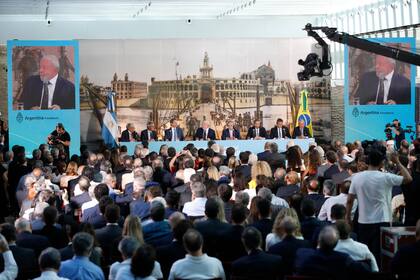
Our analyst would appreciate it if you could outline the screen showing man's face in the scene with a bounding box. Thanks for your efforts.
[39,58,58,82]
[375,55,395,79]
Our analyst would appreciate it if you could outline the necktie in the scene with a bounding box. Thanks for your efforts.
[173,128,176,141]
[203,130,207,140]
[230,130,233,139]
[148,131,151,141]
[256,128,259,137]
[278,128,282,138]
[377,78,385,104]
[300,128,303,136]
[41,82,50,109]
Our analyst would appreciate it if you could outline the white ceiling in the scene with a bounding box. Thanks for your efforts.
[0,0,381,21]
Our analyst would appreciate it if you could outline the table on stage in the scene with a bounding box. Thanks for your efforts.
[122,138,315,155]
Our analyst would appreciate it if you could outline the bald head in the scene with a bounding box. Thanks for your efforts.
[318,225,339,251]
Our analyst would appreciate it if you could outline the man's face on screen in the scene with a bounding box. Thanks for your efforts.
[375,55,395,79]
[39,58,58,82]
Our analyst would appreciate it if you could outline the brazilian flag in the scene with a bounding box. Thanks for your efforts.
[295,89,313,137]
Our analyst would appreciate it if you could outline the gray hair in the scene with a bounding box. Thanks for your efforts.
[235,191,250,207]
[72,232,94,256]
[39,247,61,271]
[78,176,91,192]
[323,179,335,196]
[257,187,273,202]
[219,166,230,176]
[318,225,339,251]
[14,218,31,233]
[142,166,154,181]
[118,237,140,259]
[191,182,206,198]
[41,54,60,70]
[133,177,146,193]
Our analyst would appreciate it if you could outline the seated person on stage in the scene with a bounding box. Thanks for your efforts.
[221,120,240,140]
[246,119,268,140]
[270,118,291,139]
[121,123,140,142]
[164,118,185,141]
[194,121,216,141]
[140,121,158,143]
[292,120,311,139]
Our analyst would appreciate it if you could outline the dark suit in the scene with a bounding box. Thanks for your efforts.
[234,164,251,182]
[194,218,233,257]
[70,191,91,210]
[246,126,268,139]
[16,231,50,257]
[1,245,39,280]
[221,128,240,140]
[95,224,122,265]
[81,204,100,223]
[305,194,327,216]
[270,126,291,139]
[232,249,283,280]
[156,240,186,280]
[276,184,300,201]
[392,240,420,279]
[292,126,311,138]
[268,235,311,275]
[140,129,158,143]
[300,216,324,242]
[194,127,216,140]
[356,71,411,105]
[267,152,286,172]
[120,129,140,142]
[164,127,185,141]
[248,219,273,249]
[67,176,81,198]
[295,248,369,280]
[257,150,271,162]
[21,75,75,110]
[219,225,247,262]
[38,225,68,249]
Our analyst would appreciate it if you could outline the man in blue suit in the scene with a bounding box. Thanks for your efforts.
[20,54,75,110]
[194,120,216,140]
[221,120,240,140]
[164,118,184,141]
[355,55,411,105]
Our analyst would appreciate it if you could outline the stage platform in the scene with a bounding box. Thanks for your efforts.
[123,138,315,155]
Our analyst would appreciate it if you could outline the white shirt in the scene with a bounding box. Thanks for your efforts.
[376,70,394,104]
[113,259,162,280]
[34,271,69,280]
[0,251,18,280]
[81,199,98,213]
[271,196,289,208]
[39,74,58,108]
[318,193,357,221]
[335,238,379,272]
[349,170,402,224]
[182,197,207,217]
[265,233,282,251]
[277,127,282,138]
[168,254,225,280]
[255,128,259,137]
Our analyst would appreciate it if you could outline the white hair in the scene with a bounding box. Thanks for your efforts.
[41,54,60,70]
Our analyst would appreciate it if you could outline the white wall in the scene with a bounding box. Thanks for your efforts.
[0,16,316,43]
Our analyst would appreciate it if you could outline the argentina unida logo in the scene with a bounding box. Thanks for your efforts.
[16,112,23,123]
[352,107,359,118]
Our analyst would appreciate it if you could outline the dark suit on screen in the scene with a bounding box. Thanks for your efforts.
[292,126,311,138]
[270,126,291,139]
[164,127,185,141]
[140,129,158,143]
[21,75,75,110]
[246,126,268,139]
[221,128,240,140]
[194,127,216,140]
[356,71,411,105]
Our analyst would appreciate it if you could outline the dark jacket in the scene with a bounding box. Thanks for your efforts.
[194,218,233,258]
[257,150,271,162]
[37,225,68,249]
[248,219,273,249]
[292,126,311,138]
[270,126,291,139]
[295,248,369,280]
[143,221,173,248]
[219,225,247,262]
[120,129,140,142]
[268,235,311,275]
[0,245,39,280]
[95,224,122,265]
[140,129,158,143]
[392,240,420,279]
[304,193,327,216]
[246,126,268,139]
[356,71,411,105]
[221,128,240,140]
[234,165,251,181]
[16,231,50,257]
[164,127,185,141]
[276,184,300,201]
[21,75,75,110]
[156,240,186,279]
[70,191,91,210]
[232,249,283,280]
[300,216,324,242]
[194,127,216,140]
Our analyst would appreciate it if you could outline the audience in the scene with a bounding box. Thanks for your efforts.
[0,137,419,279]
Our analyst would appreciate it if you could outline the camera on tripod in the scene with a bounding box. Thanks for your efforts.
[384,123,396,140]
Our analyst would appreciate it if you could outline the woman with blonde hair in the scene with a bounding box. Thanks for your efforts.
[228,156,240,170]
[213,196,227,223]
[60,161,78,188]
[265,207,302,250]
[206,166,220,181]
[122,215,144,245]
[249,161,272,189]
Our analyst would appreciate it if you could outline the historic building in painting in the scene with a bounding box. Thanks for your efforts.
[112,73,148,100]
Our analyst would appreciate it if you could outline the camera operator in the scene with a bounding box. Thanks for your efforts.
[391,119,405,149]
[47,123,71,157]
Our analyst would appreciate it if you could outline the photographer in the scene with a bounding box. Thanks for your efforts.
[391,119,405,149]
[47,123,71,158]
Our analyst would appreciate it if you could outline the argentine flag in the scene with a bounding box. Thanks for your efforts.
[102,91,119,148]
